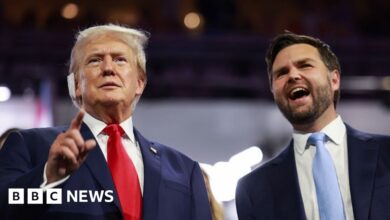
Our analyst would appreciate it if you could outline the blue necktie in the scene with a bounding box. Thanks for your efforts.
[309,132,345,220]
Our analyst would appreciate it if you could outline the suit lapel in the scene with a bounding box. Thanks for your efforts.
[134,129,161,220]
[80,123,121,210]
[269,141,306,220]
[346,125,379,220]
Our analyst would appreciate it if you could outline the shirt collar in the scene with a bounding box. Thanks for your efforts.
[322,115,345,146]
[293,115,346,154]
[83,112,136,144]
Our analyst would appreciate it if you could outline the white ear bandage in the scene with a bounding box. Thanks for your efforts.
[67,73,79,107]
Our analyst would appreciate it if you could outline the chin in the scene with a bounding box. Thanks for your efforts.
[98,98,121,106]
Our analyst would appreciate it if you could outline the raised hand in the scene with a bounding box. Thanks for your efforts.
[46,111,96,184]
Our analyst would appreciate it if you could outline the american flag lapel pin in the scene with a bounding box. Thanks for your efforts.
[149,146,158,155]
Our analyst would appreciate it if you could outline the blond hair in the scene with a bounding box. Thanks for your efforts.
[202,169,225,220]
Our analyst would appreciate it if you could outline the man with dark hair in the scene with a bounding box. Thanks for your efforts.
[235,32,390,220]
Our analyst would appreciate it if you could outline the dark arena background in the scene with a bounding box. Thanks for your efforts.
[0,1,389,219]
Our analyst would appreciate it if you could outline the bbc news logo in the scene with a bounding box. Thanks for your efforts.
[8,188,114,204]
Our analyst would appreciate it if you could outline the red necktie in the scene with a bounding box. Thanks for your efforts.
[104,124,142,220]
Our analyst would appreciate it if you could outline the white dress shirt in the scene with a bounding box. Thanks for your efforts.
[42,113,144,194]
[293,115,354,220]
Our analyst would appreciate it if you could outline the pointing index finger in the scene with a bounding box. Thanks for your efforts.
[70,110,85,130]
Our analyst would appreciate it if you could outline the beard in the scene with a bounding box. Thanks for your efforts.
[275,80,333,125]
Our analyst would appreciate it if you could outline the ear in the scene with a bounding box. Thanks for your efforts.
[135,76,146,96]
[330,70,340,92]
[269,78,276,95]
[270,84,275,94]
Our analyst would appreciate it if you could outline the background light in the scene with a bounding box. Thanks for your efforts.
[381,76,390,91]
[61,3,79,19]
[0,86,11,102]
[229,146,263,167]
[184,12,202,30]
[201,146,263,202]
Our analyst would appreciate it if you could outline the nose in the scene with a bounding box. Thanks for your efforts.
[102,56,114,75]
[287,67,302,83]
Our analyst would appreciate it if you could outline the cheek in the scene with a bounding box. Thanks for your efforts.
[321,75,334,90]
[79,76,90,89]
[82,69,99,83]
[78,74,95,94]
[125,71,141,87]
[271,81,283,95]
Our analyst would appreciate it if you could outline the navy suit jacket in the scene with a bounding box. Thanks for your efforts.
[0,124,212,220]
[236,125,390,220]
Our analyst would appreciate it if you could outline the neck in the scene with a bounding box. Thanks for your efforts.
[84,104,132,124]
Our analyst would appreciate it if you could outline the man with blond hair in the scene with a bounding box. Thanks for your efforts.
[0,24,212,220]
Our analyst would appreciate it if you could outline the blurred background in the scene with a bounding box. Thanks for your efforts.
[0,0,389,219]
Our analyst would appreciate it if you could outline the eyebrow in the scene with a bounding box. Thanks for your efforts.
[272,58,317,75]
[84,50,128,60]
[272,66,288,76]
[86,49,127,56]
[294,58,316,66]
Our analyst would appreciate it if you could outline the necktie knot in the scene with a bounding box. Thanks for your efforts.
[104,124,124,137]
[308,132,327,147]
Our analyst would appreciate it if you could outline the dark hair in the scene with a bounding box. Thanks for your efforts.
[265,31,341,107]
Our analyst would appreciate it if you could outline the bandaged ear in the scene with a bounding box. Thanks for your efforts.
[67,72,79,107]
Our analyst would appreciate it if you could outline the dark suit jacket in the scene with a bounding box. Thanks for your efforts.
[0,124,212,220]
[236,125,390,220]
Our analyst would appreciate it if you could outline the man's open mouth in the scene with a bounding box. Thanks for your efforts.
[289,87,310,100]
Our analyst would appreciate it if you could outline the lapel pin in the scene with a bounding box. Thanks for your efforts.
[149,146,158,155]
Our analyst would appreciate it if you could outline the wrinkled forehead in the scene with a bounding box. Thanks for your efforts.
[272,43,321,70]
[69,28,147,76]
[78,33,133,54]
[84,35,134,54]
[71,34,138,73]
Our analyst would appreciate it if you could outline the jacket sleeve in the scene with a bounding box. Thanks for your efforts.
[0,131,50,219]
